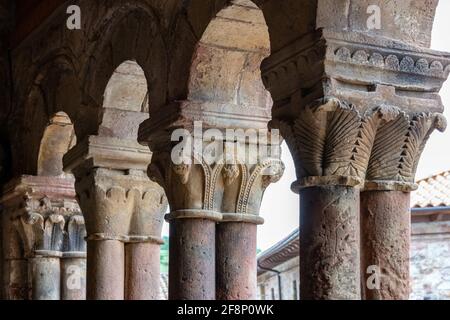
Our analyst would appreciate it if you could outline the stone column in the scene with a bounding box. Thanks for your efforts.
[361,186,411,299]
[216,219,259,300]
[86,238,124,300]
[125,240,162,300]
[29,251,62,300]
[125,186,166,300]
[216,157,284,300]
[298,180,361,299]
[61,252,86,300]
[261,23,449,299]
[146,149,224,300]
[361,113,446,300]
[1,209,28,300]
[18,212,66,300]
[167,211,220,300]
[272,101,387,300]
[63,136,167,300]
[61,215,87,300]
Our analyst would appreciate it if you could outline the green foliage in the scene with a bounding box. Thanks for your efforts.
[160,236,169,273]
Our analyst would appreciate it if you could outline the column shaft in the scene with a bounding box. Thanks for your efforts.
[61,256,86,300]
[6,259,28,300]
[216,222,257,300]
[300,185,361,300]
[125,242,161,300]
[29,256,61,300]
[87,240,124,300]
[169,219,216,300]
[361,190,410,300]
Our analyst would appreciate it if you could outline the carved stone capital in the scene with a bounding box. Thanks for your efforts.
[65,215,86,255]
[366,111,447,186]
[221,158,284,217]
[148,137,283,219]
[73,168,167,243]
[276,97,447,191]
[0,176,83,258]
[63,136,168,243]
[275,99,396,189]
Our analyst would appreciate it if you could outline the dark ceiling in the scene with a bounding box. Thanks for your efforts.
[12,0,66,47]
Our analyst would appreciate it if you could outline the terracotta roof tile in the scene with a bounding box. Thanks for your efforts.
[412,171,450,208]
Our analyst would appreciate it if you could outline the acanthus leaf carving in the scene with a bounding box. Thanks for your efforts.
[286,98,381,181]
[367,112,447,183]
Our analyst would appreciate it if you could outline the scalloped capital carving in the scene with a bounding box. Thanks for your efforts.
[74,168,167,242]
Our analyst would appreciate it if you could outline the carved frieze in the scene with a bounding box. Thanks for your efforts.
[261,30,450,116]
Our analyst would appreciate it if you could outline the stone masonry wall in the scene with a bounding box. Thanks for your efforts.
[411,221,450,300]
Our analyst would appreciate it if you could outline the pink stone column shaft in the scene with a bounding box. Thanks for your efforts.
[169,218,216,300]
[86,240,124,300]
[299,185,361,300]
[125,242,161,300]
[216,221,258,300]
[361,190,410,300]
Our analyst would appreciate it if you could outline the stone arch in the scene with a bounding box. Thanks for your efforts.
[80,5,167,141]
[166,0,318,102]
[99,60,149,140]
[37,112,76,177]
[187,0,272,112]
[9,55,81,177]
[10,55,82,176]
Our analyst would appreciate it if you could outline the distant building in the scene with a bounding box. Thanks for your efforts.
[257,171,450,300]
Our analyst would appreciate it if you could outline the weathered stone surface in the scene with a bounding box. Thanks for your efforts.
[257,257,300,300]
[61,255,87,300]
[29,256,61,300]
[125,242,161,300]
[87,240,124,300]
[300,186,361,300]
[0,176,86,300]
[169,218,216,300]
[411,221,450,300]
[1,0,449,302]
[216,223,257,300]
[361,190,411,300]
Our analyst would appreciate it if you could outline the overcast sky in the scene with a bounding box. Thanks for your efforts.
[257,1,450,251]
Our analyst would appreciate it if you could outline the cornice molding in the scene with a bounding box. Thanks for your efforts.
[63,136,152,173]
